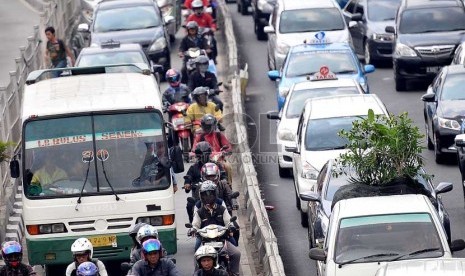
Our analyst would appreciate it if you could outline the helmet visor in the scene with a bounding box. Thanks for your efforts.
[3,243,21,255]
[142,239,161,253]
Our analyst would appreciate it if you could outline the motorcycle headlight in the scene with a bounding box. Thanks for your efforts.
[161,4,173,16]
[277,42,290,55]
[278,86,290,97]
[372,33,393,42]
[438,117,461,131]
[278,129,295,141]
[395,43,417,57]
[257,0,274,13]
[149,37,167,52]
[302,162,318,180]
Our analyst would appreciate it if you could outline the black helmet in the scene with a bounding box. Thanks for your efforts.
[192,86,209,96]
[201,114,217,133]
[199,180,217,205]
[186,21,199,31]
[194,141,212,164]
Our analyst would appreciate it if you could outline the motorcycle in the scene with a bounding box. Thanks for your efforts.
[167,102,192,161]
[186,216,238,274]
[184,47,218,78]
[199,27,217,64]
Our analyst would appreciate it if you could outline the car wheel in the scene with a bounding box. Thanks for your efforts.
[433,132,444,164]
[395,75,407,91]
[240,2,249,15]
[364,40,375,66]
[300,210,309,228]
[255,20,267,40]
[425,120,434,150]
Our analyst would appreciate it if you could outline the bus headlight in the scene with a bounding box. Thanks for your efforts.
[137,215,175,226]
[28,223,67,235]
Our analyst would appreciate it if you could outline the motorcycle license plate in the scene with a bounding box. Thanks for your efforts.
[88,235,117,247]
[173,118,185,126]
[205,241,224,248]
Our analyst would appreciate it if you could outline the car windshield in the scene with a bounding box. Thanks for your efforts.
[77,51,148,67]
[279,8,345,33]
[367,0,401,21]
[286,51,358,77]
[440,74,465,100]
[23,112,170,199]
[335,213,443,263]
[305,116,362,151]
[399,7,465,34]
[286,86,360,118]
[94,6,161,32]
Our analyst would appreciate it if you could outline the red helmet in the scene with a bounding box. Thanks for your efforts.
[201,162,221,183]
[165,68,181,87]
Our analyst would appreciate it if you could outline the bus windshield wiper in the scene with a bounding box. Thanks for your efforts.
[338,252,399,267]
[75,160,92,211]
[389,247,440,261]
[99,159,120,201]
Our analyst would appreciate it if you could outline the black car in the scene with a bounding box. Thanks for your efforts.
[237,0,251,15]
[342,0,401,65]
[251,0,276,40]
[386,0,465,91]
[422,65,465,163]
[83,0,172,74]
[300,159,453,250]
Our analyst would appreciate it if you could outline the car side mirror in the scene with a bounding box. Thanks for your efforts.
[285,146,299,154]
[185,223,193,228]
[364,64,375,73]
[169,145,185,173]
[77,23,90,32]
[10,160,19,179]
[264,25,275,34]
[164,15,175,25]
[450,239,465,252]
[435,182,453,195]
[267,111,280,120]
[299,191,320,202]
[231,191,240,198]
[456,134,465,147]
[385,26,395,34]
[351,13,362,21]
[421,93,436,102]
[308,248,326,261]
[267,70,280,81]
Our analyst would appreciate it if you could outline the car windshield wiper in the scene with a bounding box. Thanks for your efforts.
[389,247,441,261]
[335,70,356,74]
[338,253,399,267]
[75,160,92,211]
[105,28,130,32]
[290,72,317,77]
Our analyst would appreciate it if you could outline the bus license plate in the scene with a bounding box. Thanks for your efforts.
[89,235,117,248]
[426,66,441,73]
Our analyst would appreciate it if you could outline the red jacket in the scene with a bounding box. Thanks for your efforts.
[186,13,217,31]
[184,0,209,9]
[192,131,231,153]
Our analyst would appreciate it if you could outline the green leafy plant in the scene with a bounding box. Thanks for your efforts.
[0,141,16,163]
[334,109,430,186]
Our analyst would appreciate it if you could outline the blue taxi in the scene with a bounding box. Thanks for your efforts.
[268,42,375,110]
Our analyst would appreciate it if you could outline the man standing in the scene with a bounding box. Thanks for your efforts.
[44,26,75,78]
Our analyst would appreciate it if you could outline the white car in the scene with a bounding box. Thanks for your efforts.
[266,72,366,177]
[375,258,465,276]
[286,94,388,227]
[309,194,465,276]
[264,0,351,70]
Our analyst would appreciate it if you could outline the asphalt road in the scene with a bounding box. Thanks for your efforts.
[228,3,465,276]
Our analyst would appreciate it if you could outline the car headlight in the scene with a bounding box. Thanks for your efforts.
[395,43,417,57]
[149,37,167,52]
[160,4,173,16]
[277,42,290,55]
[278,129,295,141]
[302,162,318,180]
[372,33,393,42]
[258,0,274,13]
[438,117,460,130]
[278,86,290,97]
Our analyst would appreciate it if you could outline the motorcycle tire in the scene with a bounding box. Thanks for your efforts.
[181,136,191,162]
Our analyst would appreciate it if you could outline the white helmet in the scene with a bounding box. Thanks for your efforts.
[71,238,93,258]
[195,245,217,263]
[192,0,204,9]
[136,225,159,245]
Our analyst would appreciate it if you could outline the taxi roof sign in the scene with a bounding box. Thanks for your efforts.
[309,66,337,81]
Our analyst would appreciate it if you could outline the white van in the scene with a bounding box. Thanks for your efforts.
[375,258,465,276]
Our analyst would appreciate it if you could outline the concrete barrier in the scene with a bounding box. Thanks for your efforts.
[217,1,286,275]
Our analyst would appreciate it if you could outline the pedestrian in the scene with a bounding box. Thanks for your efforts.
[44,26,75,78]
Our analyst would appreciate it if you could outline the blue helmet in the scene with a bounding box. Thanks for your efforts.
[77,261,99,276]
[1,241,22,268]
[142,238,162,254]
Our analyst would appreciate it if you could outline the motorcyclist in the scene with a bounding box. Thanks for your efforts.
[129,239,180,276]
[186,87,222,133]
[193,245,228,276]
[186,0,218,62]
[76,262,99,276]
[184,141,227,223]
[200,163,237,212]
[130,225,161,266]
[179,21,210,84]
[188,56,223,112]
[192,114,231,183]
[162,69,191,108]
[66,238,108,276]
[191,182,241,276]
[0,241,35,276]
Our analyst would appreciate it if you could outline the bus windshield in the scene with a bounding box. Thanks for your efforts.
[23,112,170,198]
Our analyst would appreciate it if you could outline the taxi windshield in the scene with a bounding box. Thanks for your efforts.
[286,51,357,77]
[335,213,443,263]
[77,51,148,67]
[399,7,465,34]
[23,112,170,199]
[286,86,360,118]
[279,8,345,33]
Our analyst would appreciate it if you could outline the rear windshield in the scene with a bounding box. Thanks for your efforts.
[440,74,465,100]
[367,0,401,21]
[279,8,345,33]
[399,7,465,34]
[286,51,358,77]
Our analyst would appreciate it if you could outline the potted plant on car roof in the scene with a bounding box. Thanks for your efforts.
[331,109,433,207]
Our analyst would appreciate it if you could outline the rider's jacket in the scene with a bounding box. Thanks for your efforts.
[192,203,230,230]
[0,264,36,276]
[193,268,229,276]
[130,259,179,276]
[188,71,218,92]
[186,13,217,30]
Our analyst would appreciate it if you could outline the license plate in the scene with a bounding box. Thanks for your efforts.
[88,235,117,248]
[173,118,185,125]
[205,241,224,248]
[426,66,441,73]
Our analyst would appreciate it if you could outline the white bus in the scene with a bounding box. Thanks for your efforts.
[10,64,184,272]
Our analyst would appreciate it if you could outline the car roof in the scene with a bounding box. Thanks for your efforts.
[280,0,337,10]
[292,78,359,91]
[305,94,387,120]
[402,0,463,9]
[98,0,154,9]
[79,44,144,55]
[334,194,433,218]
[290,42,353,54]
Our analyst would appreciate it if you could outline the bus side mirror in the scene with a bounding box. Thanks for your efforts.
[170,146,185,173]
[10,160,19,179]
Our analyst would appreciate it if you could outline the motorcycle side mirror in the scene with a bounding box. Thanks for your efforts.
[231,191,240,198]
[187,197,196,204]
[10,159,20,179]
[185,223,193,228]
[230,216,237,223]
[217,82,223,86]
[120,262,131,273]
